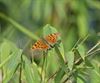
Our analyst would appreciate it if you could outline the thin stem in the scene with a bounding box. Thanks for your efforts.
[46,70,58,82]
[62,73,72,83]
[0,51,16,68]
[71,38,82,51]
[0,13,39,40]
[19,64,22,83]
[19,51,24,83]
[80,34,90,45]
[41,52,46,83]
[87,48,100,56]
[72,34,89,51]
[87,41,100,54]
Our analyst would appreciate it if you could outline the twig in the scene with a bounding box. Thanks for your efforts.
[62,74,72,83]
[19,53,23,83]
[19,64,22,83]
[71,38,82,51]
[46,70,58,82]
[87,48,100,56]
[80,34,90,45]
[62,69,76,83]
[72,34,89,51]
[87,41,100,54]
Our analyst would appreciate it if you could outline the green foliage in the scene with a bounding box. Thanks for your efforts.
[43,24,65,63]
[66,51,74,71]
[77,44,86,60]
[0,40,22,83]
[0,0,100,83]
[23,55,40,83]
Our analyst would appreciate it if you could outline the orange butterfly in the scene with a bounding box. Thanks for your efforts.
[31,33,60,51]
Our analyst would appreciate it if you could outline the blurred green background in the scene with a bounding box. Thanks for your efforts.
[0,0,100,83]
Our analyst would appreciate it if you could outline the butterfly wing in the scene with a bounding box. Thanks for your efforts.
[31,33,60,57]
[31,39,50,57]
[44,33,60,45]
[31,39,50,50]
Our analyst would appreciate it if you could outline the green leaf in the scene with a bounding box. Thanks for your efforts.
[66,51,74,71]
[3,49,22,83]
[43,24,65,62]
[0,40,23,83]
[77,44,86,60]
[23,56,39,83]
[0,40,18,61]
[76,69,88,83]
[90,69,100,83]
[85,59,94,68]
[55,42,65,62]
[54,68,65,83]
[46,49,60,77]
[77,77,84,83]
[43,24,57,36]
[32,62,41,83]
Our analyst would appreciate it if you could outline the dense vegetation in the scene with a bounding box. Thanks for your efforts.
[0,0,100,83]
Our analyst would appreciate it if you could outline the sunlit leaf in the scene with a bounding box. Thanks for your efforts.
[43,24,57,36]
[23,55,39,83]
[54,68,65,83]
[0,40,23,83]
[46,49,60,77]
[66,51,74,71]
[77,44,86,60]
[32,62,41,83]
[77,77,84,83]
[3,49,22,83]
[43,24,65,62]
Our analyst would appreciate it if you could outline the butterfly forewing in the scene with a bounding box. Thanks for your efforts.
[45,33,60,44]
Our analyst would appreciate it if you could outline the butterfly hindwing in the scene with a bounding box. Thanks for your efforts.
[31,39,50,50]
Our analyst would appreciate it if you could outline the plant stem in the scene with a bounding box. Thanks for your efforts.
[41,52,46,83]
[46,70,58,82]
[19,64,22,83]
[0,13,39,40]
[87,41,100,54]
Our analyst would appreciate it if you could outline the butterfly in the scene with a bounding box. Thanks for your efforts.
[31,33,60,51]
